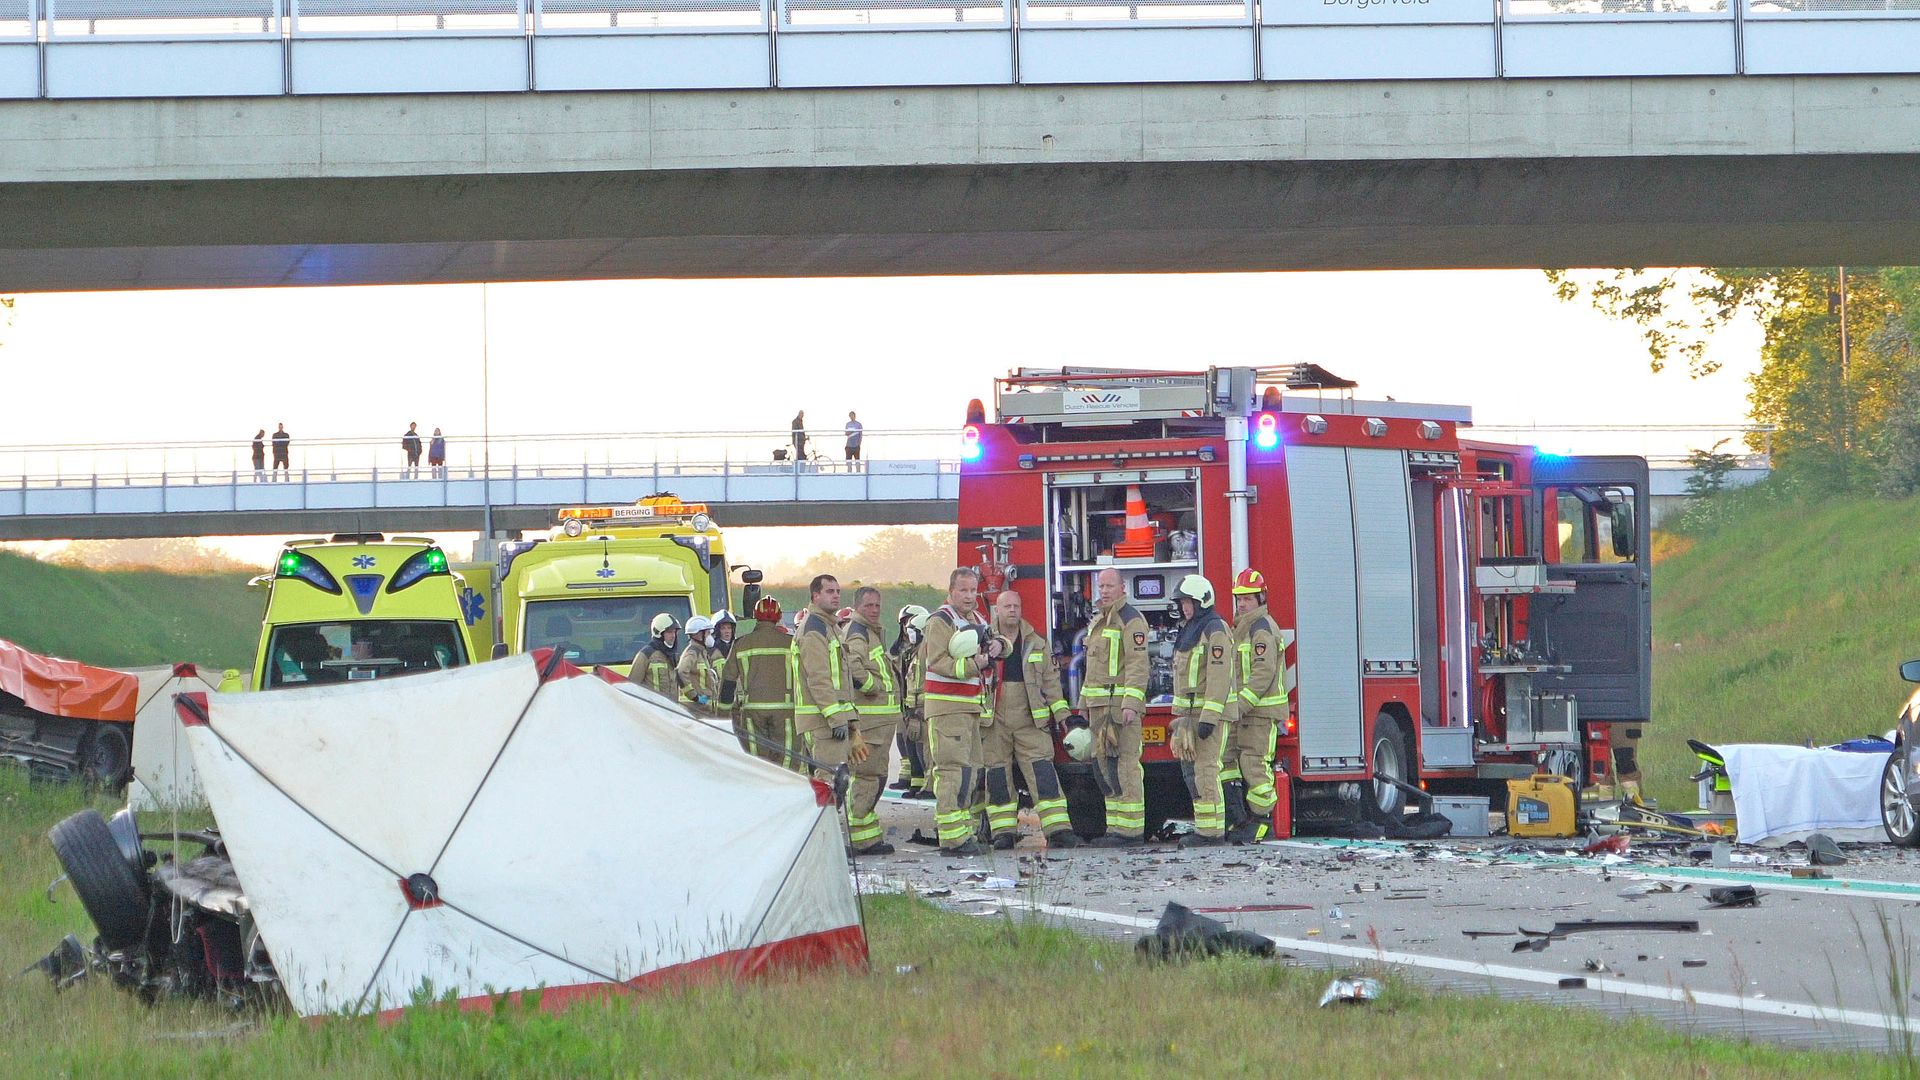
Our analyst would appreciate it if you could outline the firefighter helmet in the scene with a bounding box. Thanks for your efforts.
[684,615,714,638]
[1063,725,1093,762]
[835,606,855,624]
[713,609,735,627]
[908,609,933,633]
[1174,573,1215,608]
[1232,568,1268,596]
[650,613,679,636]
[898,604,929,626]
[948,625,982,659]
[753,597,783,623]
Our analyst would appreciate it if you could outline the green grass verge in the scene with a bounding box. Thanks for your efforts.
[1646,492,1920,810]
[0,550,260,671]
[0,769,1910,1079]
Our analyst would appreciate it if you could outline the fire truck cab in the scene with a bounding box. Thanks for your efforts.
[958,366,1651,836]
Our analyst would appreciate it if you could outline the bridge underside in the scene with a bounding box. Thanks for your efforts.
[3,153,1919,290]
[0,500,957,541]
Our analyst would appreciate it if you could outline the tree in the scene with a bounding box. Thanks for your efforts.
[1684,439,1739,499]
[1546,267,1912,488]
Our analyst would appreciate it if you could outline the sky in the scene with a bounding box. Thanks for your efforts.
[0,269,1764,566]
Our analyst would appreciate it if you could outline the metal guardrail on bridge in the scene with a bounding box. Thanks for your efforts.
[2,0,1919,99]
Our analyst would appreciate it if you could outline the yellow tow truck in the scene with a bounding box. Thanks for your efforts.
[490,496,756,675]
[237,534,475,691]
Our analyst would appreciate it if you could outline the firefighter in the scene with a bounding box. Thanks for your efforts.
[842,587,902,855]
[631,613,680,698]
[677,615,719,711]
[923,567,1003,856]
[796,575,888,855]
[722,597,798,768]
[1227,568,1287,844]
[1170,573,1234,848]
[889,605,931,797]
[1080,567,1150,847]
[984,589,1079,850]
[712,610,737,662]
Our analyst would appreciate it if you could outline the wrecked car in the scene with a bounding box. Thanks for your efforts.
[1882,659,1920,846]
[43,804,277,1005]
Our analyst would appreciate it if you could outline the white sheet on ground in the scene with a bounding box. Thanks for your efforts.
[1722,743,1890,847]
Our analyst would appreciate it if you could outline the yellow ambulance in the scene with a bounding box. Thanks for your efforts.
[244,534,473,691]
[493,496,742,675]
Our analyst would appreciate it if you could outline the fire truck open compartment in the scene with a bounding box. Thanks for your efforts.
[960,366,1652,837]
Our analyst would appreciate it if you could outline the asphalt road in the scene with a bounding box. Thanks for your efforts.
[868,793,1920,1053]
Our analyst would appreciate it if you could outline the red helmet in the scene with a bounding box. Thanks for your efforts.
[752,597,783,623]
[1232,568,1268,596]
[835,606,855,624]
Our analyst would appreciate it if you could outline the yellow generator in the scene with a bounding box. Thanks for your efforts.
[1507,774,1579,838]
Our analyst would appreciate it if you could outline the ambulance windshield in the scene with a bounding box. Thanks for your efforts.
[264,620,467,689]
[526,596,694,667]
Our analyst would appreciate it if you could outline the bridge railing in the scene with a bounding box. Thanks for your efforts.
[0,428,965,488]
[5,0,1920,96]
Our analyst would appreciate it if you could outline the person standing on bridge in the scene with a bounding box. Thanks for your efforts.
[844,411,864,467]
[270,424,291,479]
[791,411,808,464]
[428,427,447,479]
[250,430,267,482]
[402,423,423,478]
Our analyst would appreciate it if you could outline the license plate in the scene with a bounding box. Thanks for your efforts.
[1141,725,1166,744]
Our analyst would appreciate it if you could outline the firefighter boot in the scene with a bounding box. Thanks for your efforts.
[1222,780,1251,832]
[1226,818,1268,845]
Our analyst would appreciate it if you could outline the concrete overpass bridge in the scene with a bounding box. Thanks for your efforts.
[2,2,1920,288]
[0,425,1762,539]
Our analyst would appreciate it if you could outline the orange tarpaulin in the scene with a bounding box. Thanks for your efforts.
[0,639,137,722]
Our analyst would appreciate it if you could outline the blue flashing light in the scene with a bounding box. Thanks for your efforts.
[960,424,983,463]
[1252,412,1281,451]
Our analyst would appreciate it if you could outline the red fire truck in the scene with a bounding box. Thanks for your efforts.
[955,366,1651,836]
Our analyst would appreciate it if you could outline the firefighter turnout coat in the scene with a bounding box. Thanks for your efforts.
[793,603,857,739]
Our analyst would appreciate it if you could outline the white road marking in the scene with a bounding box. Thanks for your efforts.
[1014,897,1917,1035]
[1271,838,1920,903]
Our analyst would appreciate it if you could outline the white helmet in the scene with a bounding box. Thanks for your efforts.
[713,609,735,627]
[908,609,932,634]
[948,625,982,659]
[1174,573,1215,608]
[650,612,679,636]
[898,604,929,627]
[685,615,715,637]
[1063,726,1093,762]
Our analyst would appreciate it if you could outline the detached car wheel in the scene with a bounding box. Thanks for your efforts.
[1883,751,1920,848]
[81,725,132,790]
[48,810,152,951]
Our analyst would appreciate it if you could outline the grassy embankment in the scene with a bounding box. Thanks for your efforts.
[0,768,1908,1079]
[0,550,259,671]
[1645,492,1920,809]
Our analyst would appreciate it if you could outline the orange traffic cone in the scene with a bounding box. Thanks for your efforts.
[1113,485,1158,558]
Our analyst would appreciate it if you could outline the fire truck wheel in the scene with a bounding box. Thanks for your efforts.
[48,809,152,952]
[1369,718,1411,818]
[80,724,132,791]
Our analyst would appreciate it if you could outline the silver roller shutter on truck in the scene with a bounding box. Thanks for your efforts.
[1286,446,1418,773]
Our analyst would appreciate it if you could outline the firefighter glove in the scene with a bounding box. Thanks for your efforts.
[849,738,871,765]
[1197,722,1216,741]
[831,724,850,741]
[1066,713,1090,730]
[1121,707,1142,727]
[1170,718,1196,761]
